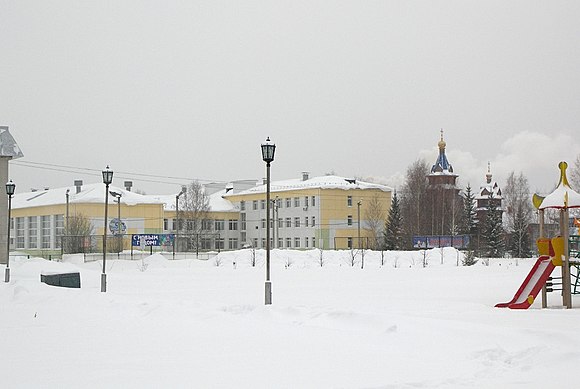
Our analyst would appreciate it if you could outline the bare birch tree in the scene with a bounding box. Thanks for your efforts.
[363,194,387,249]
[178,180,211,250]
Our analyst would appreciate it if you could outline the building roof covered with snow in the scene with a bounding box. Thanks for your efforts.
[226,174,392,196]
[12,183,164,210]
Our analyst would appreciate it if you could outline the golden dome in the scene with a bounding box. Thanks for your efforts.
[438,129,446,149]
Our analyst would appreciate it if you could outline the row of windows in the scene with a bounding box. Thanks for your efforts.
[241,195,359,211]
[165,215,320,232]
[13,215,64,249]
[242,196,317,211]
[164,219,239,231]
[259,216,316,229]
[199,238,239,250]
[251,236,318,249]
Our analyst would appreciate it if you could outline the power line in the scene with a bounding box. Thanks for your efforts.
[12,160,225,186]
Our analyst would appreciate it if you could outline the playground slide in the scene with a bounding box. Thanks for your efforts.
[495,256,556,309]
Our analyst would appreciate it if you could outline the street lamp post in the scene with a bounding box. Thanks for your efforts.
[175,185,186,258]
[65,189,69,253]
[109,191,122,259]
[5,180,15,283]
[273,196,279,249]
[65,189,70,229]
[261,137,276,305]
[357,199,362,269]
[101,166,113,292]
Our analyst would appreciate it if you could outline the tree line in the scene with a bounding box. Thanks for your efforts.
[379,154,580,258]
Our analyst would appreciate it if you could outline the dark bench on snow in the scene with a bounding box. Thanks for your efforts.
[40,272,81,288]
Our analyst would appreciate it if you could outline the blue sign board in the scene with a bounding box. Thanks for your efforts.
[131,234,174,247]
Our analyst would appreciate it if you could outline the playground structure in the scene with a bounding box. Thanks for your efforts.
[496,161,580,309]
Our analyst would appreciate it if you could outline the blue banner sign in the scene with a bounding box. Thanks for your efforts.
[131,234,174,247]
[412,235,470,249]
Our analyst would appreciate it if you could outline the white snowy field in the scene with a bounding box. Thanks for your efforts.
[1,248,579,389]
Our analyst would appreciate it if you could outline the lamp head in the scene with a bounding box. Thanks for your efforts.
[102,165,114,185]
[5,180,15,196]
[261,137,276,163]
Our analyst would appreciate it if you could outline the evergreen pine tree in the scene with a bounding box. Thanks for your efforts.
[383,191,404,250]
[460,184,478,237]
[482,194,504,257]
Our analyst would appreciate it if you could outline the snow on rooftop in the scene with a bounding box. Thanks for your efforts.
[145,189,237,213]
[227,175,392,196]
[12,183,163,209]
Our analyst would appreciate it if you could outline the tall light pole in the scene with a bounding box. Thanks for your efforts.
[274,196,279,249]
[261,137,276,305]
[110,191,122,259]
[101,165,113,292]
[357,199,362,269]
[65,189,70,229]
[4,180,15,282]
[65,189,70,252]
[175,185,186,256]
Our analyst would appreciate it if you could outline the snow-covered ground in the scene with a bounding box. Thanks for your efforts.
[1,248,579,388]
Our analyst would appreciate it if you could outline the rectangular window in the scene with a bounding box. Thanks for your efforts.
[172,219,177,231]
[304,196,309,207]
[215,220,225,231]
[261,238,266,248]
[201,219,213,231]
[253,238,258,248]
[241,232,246,244]
[240,213,246,231]
[347,215,353,226]
[240,201,246,211]
[347,196,353,207]
[29,217,38,249]
[261,200,266,210]
[294,238,300,248]
[228,219,238,231]
[55,215,64,249]
[215,238,224,250]
[16,217,24,249]
[285,198,291,208]
[228,238,238,250]
[347,237,353,249]
[294,197,300,207]
[41,215,51,249]
[201,238,212,250]
[276,198,282,208]
[286,218,291,228]
[312,196,316,206]
[311,216,315,227]
[278,238,283,248]
[294,217,300,228]
[253,200,258,210]
[164,218,168,231]
[305,217,309,227]
[286,238,292,248]
[305,237,309,248]
[278,218,283,228]
[261,219,266,229]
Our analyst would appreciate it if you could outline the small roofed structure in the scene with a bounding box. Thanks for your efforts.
[533,161,580,309]
[0,127,24,159]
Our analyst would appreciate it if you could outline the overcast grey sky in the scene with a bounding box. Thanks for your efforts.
[1,1,579,195]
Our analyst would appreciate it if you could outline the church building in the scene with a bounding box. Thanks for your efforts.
[426,130,462,235]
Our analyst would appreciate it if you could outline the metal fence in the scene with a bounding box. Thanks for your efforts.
[60,233,224,261]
